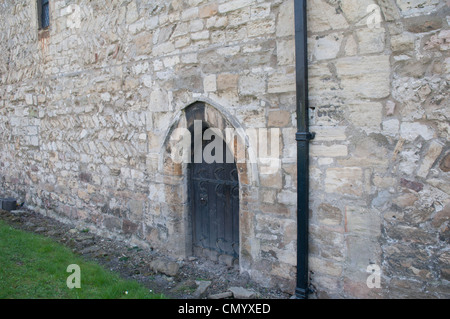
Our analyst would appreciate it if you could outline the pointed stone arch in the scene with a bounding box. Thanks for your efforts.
[155,99,260,272]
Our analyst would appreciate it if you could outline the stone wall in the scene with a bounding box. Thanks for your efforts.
[307,0,449,298]
[0,0,449,298]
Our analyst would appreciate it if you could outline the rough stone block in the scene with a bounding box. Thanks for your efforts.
[325,168,363,196]
[417,141,443,178]
[238,73,266,95]
[391,33,416,52]
[317,203,343,226]
[356,28,385,54]
[309,256,343,277]
[218,0,252,13]
[345,206,381,237]
[267,110,291,127]
[217,73,239,91]
[277,39,295,65]
[400,122,434,141]
[346,101,383,133]
[313,33,344,60]
[335,55,391,99]
[310,144,348,157]
[307,0,349,32]
[276,0,294,37]
[267,71,296,94]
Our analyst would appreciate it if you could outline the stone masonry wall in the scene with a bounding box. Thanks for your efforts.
[307,0,449,298]
[0,0,449,298]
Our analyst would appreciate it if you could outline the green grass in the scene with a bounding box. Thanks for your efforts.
[0,220,164,299]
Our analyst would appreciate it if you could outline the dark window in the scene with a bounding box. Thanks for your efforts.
[38,0,50,29]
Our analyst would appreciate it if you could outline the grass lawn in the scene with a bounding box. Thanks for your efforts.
[0,220,164,299]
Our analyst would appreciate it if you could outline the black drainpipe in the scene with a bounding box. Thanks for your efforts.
[294,0,314,299]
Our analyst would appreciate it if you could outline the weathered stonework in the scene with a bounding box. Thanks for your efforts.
[0,0,449,298]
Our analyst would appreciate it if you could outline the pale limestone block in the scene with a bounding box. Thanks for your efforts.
[311,126,347,141]
[310,144,348,157]
[225,27,248,42]
[399,149,420,175]
[317,203,343,225]
[152,42,176,56]
[313,33,344,60]
[346,101,383,133]
[276,0,294,37]
[163,56,180,68]
[199,3,218,18]
[145,16,159,30]
[340,0,377,25]
[218,0,253,13]
[181,7,199,20]
[101,92,111,102]
[427,179,450,194]
[377,0,401,21]
[260,188,277,204]
[206,16,228,29]
[310,256,343,277]
[391,33,416,52]
[356,27,385,54]
[345,235,381,278]
[149,88,170,112]
[217,46,240,56]
[251,3,271,20]
[277,190,297,206]
[181,53,198,64]
[382,119,400,137]
[25,94,33,105]
[175,36,190,49]
[129,19,145,35]
[248,19,276,37]
[203,74,217,92]
[271,243,297,267]
[126,1,139,24]
[345,206,381,237]
[268,110,291,127]
[132,61,150,75]
[325,167,363,196]
[335,55,391,99]
[445,57,450,80]
[189,19,204,33]
[385,100,396,116]
[238,73,266,95]
[236,108,266,128]
[307,0,349,32]
[141,74,152,88]
[395,0,441,17]
[281,127,297,159]
[417,141,443,178]
[217,73,239,91]
[228,7,251,27]
[267,72,295,93]
[400,122,434,141]
[344,35,358,56]
[153,112,172,130]
[172,22,189,38]
[260,171,283,188]
[191,30,210,41]
[277,39,295,65]
[318,158,334,166]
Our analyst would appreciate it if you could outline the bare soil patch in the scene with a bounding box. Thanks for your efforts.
[0,208,290,299]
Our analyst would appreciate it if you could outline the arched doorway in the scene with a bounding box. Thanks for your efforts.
[189,121,240,264]
[159,99,259,269]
